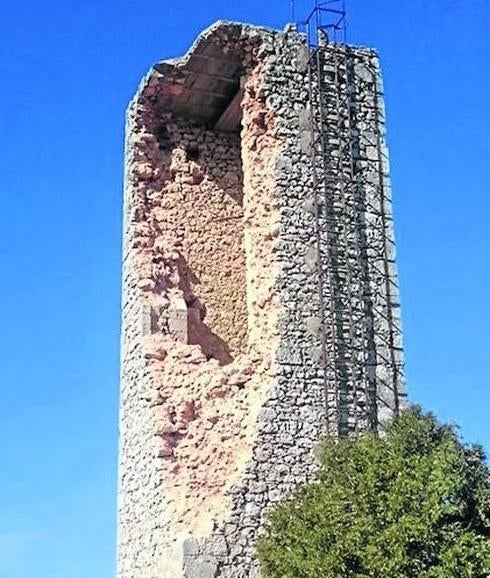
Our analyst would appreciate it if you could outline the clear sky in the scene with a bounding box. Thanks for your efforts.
[0,1,489,577]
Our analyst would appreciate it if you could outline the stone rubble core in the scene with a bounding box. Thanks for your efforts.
[118,20,406,578]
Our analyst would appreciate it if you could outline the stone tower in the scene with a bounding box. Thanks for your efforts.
[118,20,406,578]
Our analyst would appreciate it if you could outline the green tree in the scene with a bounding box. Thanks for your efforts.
[258,407,490,578]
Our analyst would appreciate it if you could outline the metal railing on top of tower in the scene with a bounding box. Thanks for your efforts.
[296,0,347,47]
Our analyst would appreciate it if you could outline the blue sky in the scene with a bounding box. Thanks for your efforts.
[0,1,489,577]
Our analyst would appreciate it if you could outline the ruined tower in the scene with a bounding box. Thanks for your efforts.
[119,14,406,578]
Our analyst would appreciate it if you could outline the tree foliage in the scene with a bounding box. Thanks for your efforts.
[258,407,490,578]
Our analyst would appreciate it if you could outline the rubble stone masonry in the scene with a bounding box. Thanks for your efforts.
[119,21,406,578]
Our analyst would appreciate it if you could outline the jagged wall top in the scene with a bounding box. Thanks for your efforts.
[128,21,294,125]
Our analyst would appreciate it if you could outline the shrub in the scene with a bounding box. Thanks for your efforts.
[258,407,490,578]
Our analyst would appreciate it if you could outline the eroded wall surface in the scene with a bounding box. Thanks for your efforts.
[119,21,406,578]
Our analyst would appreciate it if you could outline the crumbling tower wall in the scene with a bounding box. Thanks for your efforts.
[118,21,405,578]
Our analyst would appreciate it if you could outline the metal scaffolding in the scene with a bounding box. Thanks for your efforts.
[300,1,404,436]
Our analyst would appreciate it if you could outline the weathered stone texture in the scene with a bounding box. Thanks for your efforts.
[118,20,406,578]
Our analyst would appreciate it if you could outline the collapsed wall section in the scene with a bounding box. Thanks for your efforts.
[151,120,246,361]
[119,23,285,578]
